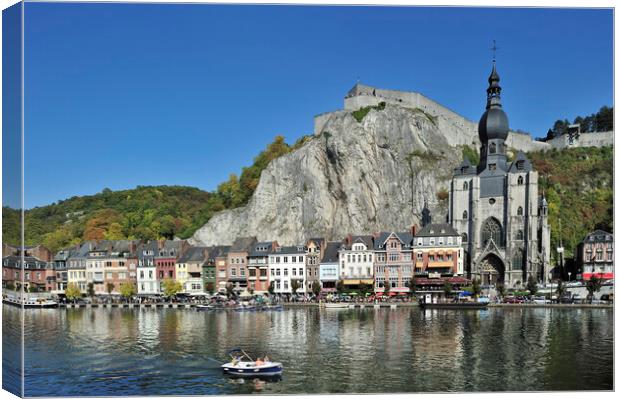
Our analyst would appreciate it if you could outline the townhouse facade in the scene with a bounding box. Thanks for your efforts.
[248,241,276,293]
[338,235,375,290]
[373,231,414,294]
[137,241,158,295]
[176,246,208,294]
[576,230,614,281]
[305,238,324,292]
[319,242,341,292]
[268,245,307,295]
[226,237,257,294]
[413,224,464,278]
[204,245,230,293]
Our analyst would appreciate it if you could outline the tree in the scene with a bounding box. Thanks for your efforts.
[28,285,38,293]
[555,279,566,301]
[291,279,300,295]
[526,276,538,296]
[65,283,81,303]
[311,280,321,296]
[268,281,275,295]
[119,281,136,302]
[162,279,182,299]
[225,282,235,298]
[496,283,507,299]
[336,280,345,294]
[471,278,482,298]
[87,282,95,298]
[409,275,416,295]
[106,282,115,296]
[443,281,453,298]
[586,275,602,303]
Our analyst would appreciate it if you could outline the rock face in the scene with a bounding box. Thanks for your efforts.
[192,100,487,246]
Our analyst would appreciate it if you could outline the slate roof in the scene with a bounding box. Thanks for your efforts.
[415,223,459,237]
[582,230,613,243]
[453,157,476,175]
[374,232,414,250]
[342,235,374,250]
[177,246,208,263]
[249,242,275,257]
[508,151,533,173]
[320,242,341,263]
[206,245,231,261]
[3,255,50,269]
[230,236,258,253]
[271,245,306,255]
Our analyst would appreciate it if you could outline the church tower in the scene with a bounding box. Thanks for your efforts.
[448,62,551,288]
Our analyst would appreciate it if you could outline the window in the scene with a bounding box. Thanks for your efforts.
[271,269,275,276]
[299,268,304,276]
[369,254,372,262]
[284,269,288,276]
[463,181,468,190]
[463,210,468,220]
[358,255,361,263]
[517,206,523,216]
[489,142,496,154]
[447,237,453,245]
[291,256,296,263]
[516,230,524,240]
[489,163,497,171]
[299,256,304,263]
[417,238,423,246]
[517,176,524,185]
[430,238,435,245]
[292,268,297,276]
[231,269,236,276]
[429,255,435,261]
[240,268,245,276]
[276,269,281,276]
[417,252,423,260]
[347,255,351,263]
[481,218,502,246]
[389,253,399,261]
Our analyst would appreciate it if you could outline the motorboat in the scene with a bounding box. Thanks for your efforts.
[323,302,350,309]
[2,294,58,308]
[221,348,283,377]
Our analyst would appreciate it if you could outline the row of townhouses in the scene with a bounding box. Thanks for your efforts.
[2,226,614,296]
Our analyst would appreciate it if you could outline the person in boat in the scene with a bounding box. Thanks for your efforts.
[263,355,270,363]
[232,356,240,366]
[254,357,265,366]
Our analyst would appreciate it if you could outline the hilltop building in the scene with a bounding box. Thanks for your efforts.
[448,63,551,287]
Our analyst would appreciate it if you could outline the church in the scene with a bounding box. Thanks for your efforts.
[448,63,551,288]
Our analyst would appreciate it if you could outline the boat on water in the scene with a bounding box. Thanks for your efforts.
[3,295,58,308]
[419,300,488,310]
[221,348,283,377]
[323,302,350,309]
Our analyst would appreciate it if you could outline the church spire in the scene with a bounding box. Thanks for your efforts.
[486,62,502,110]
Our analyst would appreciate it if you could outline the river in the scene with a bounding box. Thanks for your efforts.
[2,305,613,396]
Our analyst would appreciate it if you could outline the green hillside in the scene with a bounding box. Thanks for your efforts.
[529,146,613,259]
[2,135,311,253]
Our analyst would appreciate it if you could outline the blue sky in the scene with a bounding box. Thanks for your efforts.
[10,3,615,208]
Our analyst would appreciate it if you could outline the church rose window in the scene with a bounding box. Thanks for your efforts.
[482,218,503,247]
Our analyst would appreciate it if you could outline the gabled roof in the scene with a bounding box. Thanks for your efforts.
[320,242,341,263]
[177,246,208,263]
[374,231,414,250]
[307,237,325,247]
[583,230,613,243]
[271,245,306,255]
[343,235,374,250]
[454,157,476,176]
[249,242,275,257]
[206,245,231,260]
[508,151,533,173]
[230,236,258,253]
[415,223,459,237]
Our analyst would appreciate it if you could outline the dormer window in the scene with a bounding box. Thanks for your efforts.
[517,160,525,171]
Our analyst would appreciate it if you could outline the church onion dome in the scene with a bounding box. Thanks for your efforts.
[478,63,509,142]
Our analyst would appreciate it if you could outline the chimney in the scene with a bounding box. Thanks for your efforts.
[411,224,418,237]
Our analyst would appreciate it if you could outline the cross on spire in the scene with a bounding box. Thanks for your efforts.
[490,40,499,62]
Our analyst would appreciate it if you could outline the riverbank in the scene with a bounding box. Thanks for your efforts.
[3,302,612,309]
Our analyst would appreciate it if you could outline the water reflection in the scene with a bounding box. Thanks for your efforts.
[0,305,613,396]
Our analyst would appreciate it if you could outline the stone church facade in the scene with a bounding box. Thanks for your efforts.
[448,63,551,288]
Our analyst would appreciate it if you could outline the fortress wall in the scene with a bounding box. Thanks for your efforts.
[545,131,613,150]
[505,131,550,153]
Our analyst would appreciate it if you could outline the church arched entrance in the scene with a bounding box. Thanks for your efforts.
[478,253,505,285]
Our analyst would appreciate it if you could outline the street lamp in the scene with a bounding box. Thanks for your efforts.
[568,272,572,282]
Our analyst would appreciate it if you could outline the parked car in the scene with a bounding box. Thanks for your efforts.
[531,296,549,304]
[560,295,574,304]
[504,296,524,304]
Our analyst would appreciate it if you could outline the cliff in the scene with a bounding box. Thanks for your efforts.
[192,98,481,246]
